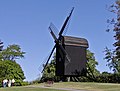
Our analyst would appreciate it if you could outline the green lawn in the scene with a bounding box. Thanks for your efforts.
[0,86,65,91]
[1,82,120,91]
[52,82,120,91]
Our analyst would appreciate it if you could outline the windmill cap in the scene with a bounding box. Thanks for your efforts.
[63,36,89,48]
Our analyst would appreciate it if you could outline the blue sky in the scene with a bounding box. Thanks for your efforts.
[0,0,116,81]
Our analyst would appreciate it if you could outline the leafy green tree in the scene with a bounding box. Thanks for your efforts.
[0,60,25,80]
[105,0,120,73]
[86,50,100,76]
[102,71,112,76]
[0,44,26,86]
[41,55,58,82]
[0,60,25,86]
[104,47,120,72]
[0,44,25,61]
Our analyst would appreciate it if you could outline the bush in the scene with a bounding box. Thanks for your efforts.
[30,80,41,85]
[95,73,120,83]
[14,80,29,86]
[21,81,29,86]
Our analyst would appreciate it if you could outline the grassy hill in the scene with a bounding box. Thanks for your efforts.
[0,82,120,91]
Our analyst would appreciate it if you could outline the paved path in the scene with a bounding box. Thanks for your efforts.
[29,85,87,91]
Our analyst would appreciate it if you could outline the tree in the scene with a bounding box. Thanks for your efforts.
[0,60,25,80]
[41,54,60,82]
[105,0,120,73]
[104,47,120,72]
[0,44,26,86]
[0,44,25,61]
[0,60,25,86]
[86,50,100,76]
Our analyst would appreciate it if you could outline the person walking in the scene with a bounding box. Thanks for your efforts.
[8,79,12,87]
[3,79,8,88]
[11,79,15,86]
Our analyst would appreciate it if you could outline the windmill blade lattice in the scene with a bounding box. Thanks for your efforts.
[42,7,74,73]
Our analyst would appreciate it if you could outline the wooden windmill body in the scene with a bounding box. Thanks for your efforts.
[42,7,89,76]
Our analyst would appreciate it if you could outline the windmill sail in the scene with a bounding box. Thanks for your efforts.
[59,7,74,37]
[42,7,74,73]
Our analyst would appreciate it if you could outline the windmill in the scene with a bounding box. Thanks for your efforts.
[42,7,89,76]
